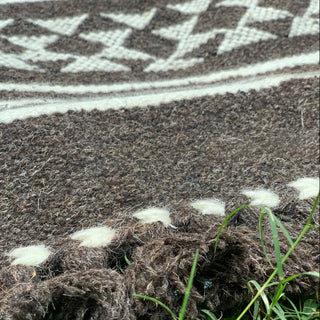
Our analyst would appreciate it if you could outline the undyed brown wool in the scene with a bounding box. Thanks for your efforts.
[0,219,318,319]
[0,78,319,319]
[0,0,319,315]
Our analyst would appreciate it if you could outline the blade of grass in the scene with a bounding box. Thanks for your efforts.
[258,205,294,270]
[236,193,319,320]
[201,309,220,320]
[273,215,293,246]
[302,299,319,320]
[256,205,293,246]
[178,249,199,320]
[133,294,177,320]
[259,209,274,269]
[133,249,199,320]
[248,280,270,313]
[264,207,284,281]
[272,303,287,320]
[282,296,302,320]
[214,205,250,254]
[307,225,320,229]
[282,271,319,284]
[124,254,132,265]
[253,298,261,320]
[268,284,286,317]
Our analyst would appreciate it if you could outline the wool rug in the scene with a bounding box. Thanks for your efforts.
[0,0,319,319]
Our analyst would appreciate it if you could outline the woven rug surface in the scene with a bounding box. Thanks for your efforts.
[0,0,319,319]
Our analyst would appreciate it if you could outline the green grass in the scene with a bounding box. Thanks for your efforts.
[134,193,320,320]
[134,249,199,320]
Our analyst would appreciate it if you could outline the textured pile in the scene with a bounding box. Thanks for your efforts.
[0,0,319,319]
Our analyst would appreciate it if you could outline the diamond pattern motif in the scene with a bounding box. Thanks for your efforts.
[2,34,72,71]
[62,29,154,73]
[145,16,226,72]
[216,0,293,53]
[0,19,14,30]
[289,0,319,37]
[167,0,212,14]
[28,14,88,36]
[101,8,157,30]
[0,0,318,74]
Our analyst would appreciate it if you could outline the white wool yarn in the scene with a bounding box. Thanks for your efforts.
[9,244,50,266]
[71,226,116,247]
[190,198,225,216]
[242,189,280,208]
[133,207,172,226]
[288,177,319,200]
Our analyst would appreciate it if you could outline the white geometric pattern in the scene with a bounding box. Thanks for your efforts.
[62,29,154,72]
[245,6,292,23]
[289,0,319,37]
[0,52,37,70]
[61,53,130,73]
[0,0,318,118]
[0,19,14,30]
[1,35,73,71]
[218,27,276,54]
[79,29,132,46]
[145,16,226,72]
[28,14,88,36]
[0,52,317,94]
[152,16,198,41]
[145,0,297,70]
[0,0,317,75]
[216,0,293,54]
[0,0,66,3]
[6,34,59,54]
[79,29,153,60]
[101,8,157,30]
[167,0,212,14]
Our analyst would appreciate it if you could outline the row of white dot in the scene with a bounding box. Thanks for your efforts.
[7,177,319,266]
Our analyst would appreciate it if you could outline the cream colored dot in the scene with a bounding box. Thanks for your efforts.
[242,189,280,208]
[288,177,319,200]
[71,226,116,247]
[9,244,50,266]
[190,199,225,216]
[133,207,171,226]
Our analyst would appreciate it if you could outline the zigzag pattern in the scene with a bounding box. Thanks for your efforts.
[0,0,318,73]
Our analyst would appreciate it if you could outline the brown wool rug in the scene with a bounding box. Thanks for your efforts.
[0,0,319,319]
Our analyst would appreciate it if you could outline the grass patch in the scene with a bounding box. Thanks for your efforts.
[134,193,319,319]
[134,249,199,320]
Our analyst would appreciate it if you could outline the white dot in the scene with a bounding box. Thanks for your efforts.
[242,189,280,208]
[9,244,50,266]
[133,207,172,226]
[288,177,319,200]
[71,226,116,247]
[190,199,225,216]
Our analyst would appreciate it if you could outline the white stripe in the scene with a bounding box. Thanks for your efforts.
[0,71,318,123]
[0,0,65,4]
[0,52,318,95]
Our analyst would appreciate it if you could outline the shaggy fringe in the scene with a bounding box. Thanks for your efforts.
[0,208,318,320]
